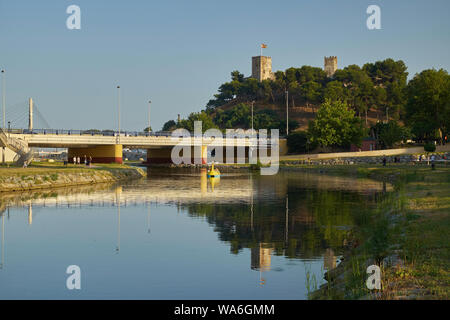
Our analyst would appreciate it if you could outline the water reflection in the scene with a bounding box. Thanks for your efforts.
[0,168,391,299]
[116,187,121,254]
[0,212,4,270]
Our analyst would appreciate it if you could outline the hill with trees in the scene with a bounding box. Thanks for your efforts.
[161,59,449,153]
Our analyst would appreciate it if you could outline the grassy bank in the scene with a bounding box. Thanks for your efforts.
[0,162,146,192]
[282,163,449,300]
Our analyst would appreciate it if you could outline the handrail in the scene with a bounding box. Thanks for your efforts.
[0,127,30,156]
[5,128,282,139]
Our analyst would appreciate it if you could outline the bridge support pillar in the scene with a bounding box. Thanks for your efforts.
[146,148,173,164]
[146,145,208,165]
[68,145,123,164]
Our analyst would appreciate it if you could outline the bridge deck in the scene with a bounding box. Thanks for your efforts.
[10,133,261,149]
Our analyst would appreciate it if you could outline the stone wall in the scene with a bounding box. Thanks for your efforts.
[0,166,146,192]
[282,144,450,161]
[283,152,450,166]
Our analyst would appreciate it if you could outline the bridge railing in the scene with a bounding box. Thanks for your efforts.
[8,128,177,137]
[8,128,284,139]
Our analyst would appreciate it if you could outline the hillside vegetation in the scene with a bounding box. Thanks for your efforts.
[162,59,449,152]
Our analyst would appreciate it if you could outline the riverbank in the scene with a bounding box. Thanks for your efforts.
[0,162,146,192]
[288,164,450,300]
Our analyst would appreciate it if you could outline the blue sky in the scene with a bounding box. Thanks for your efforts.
[0,0,449,131]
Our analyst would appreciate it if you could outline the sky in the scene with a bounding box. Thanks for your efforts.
[0,0,449,131]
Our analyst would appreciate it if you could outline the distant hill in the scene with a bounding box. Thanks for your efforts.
[202,59,408,131]
[164,59,410,133]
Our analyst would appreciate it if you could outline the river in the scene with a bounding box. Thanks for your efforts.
[0,168,390,299]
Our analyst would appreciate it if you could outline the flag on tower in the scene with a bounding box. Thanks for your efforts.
[261,43,267,48]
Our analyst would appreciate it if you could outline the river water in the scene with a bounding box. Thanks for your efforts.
[0,168,390,299]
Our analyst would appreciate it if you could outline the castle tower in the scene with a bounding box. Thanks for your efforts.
[324,56,338,77]
[252,56,275,82]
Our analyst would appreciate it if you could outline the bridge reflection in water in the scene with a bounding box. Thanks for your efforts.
[0,169,391,211]
[0,169,391,292]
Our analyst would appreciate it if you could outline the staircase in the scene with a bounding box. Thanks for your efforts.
[0,128,34,166]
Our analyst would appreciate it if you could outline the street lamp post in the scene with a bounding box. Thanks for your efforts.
[285,90,289,135]
[117,85,121,143]
[251,100,255,132]
[1,69,4,165]
[1,69,5,129]
[148,100,151,133]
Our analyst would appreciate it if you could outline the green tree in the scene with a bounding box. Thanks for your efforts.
[231,70,244,82]
[279,119,300,136]
[213,103,251,129]
[287,131,309,153]
[143,126,152,132]
[301,81,322,111]
[405,69,450,142]
[363,59,408,118]
[162,120,176,131]
[178,111,218,132]
[324,81,347,102]
[372,121,410,149]
[295,66,327,85]
[308,99,366,149]
[237,78,259,100]
[335,65,374,122]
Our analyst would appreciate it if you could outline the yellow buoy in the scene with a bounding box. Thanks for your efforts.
[209,176,220,192]
[207,163,221,178]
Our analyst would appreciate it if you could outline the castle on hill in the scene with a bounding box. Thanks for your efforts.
[251,55,338,81]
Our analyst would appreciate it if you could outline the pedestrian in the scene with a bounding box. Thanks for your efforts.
[84,155,87,165]
[77,156,80,165]
[73,156,76,164]
[382,157,387,167]
[89,156,92,167]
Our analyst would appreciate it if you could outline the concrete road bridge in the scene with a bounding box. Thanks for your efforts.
[0,98,287,164]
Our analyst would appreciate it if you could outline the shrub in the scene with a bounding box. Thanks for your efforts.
[424,142,436,152]
[249,160,262,171]
[287,131,308,154]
